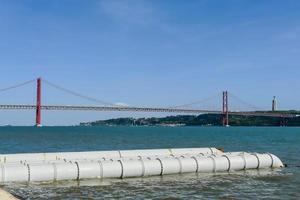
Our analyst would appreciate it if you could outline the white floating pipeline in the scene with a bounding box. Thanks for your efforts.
[0,148,284,182]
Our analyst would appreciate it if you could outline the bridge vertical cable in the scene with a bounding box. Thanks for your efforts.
[228,92,265,112]
[42,79,117,106]
[167,93,221,111]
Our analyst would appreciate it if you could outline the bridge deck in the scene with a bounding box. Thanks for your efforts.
[0,105,296,118]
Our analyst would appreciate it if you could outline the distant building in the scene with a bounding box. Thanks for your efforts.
[272,96,277,111]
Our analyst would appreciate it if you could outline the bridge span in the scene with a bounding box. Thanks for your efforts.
[0,104,296,118]
[0,78,298,126]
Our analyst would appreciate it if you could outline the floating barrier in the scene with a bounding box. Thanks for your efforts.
[0,147,220,163]
[0,148,283,182]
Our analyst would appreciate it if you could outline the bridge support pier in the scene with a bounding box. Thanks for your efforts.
[36,78,42,127]
[222,91,229,126]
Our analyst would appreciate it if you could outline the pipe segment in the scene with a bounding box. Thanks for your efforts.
[0,148,222,164]
[0,149,284,182]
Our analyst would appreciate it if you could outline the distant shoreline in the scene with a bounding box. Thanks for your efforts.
[80,113,300,127]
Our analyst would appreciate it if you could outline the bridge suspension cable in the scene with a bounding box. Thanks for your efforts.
[43,79,117,106]
[168,93,220,109]
[229,92,264,111]
[0,79,35,93]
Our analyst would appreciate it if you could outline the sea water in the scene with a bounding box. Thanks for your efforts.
[0,126,299,199]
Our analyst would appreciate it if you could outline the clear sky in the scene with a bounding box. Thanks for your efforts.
[0,0,299,125]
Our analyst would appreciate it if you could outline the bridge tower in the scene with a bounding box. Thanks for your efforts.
[36,78,42,127]
[222,91,229,126]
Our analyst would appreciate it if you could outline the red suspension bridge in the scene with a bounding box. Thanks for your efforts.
[0,78,297,126]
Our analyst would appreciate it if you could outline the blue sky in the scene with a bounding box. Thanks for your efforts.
[0,0,299,125]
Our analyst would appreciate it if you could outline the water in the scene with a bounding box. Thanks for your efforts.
[0,126,299,199]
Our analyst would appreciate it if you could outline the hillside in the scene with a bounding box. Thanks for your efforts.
[80,113,300,127]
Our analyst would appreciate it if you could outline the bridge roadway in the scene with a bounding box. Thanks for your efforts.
[0,104,296,118]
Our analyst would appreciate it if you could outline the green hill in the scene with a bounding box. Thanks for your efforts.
[80,113,300,127]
